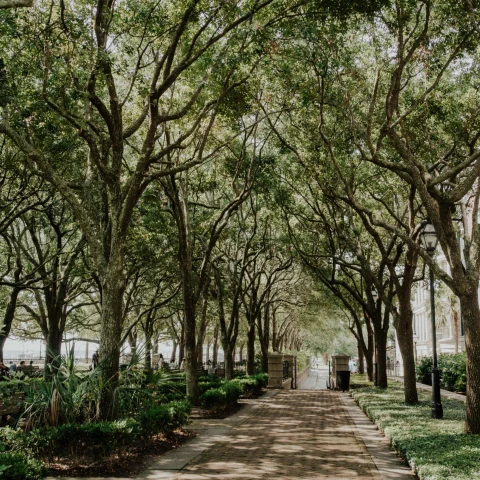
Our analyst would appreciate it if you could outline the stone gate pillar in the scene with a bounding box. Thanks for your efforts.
[267,353,284,388]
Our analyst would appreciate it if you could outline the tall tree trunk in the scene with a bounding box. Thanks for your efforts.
[0,285,21,364]
[366,329,374,381]
[453,309,459,354]
[206,340,211,363]
[357,338,365,375]
[183,292,198,402]
[97,249,125,420]
[212,325,219,365]
[460,291,480,433]
[44,323,63,378]
[170,340,177,364]
[224,344,235,380]
[144,318,153,373]
[396,300,418,404]
[375,328,388,388]
[239,343,244,363]
[179,323,185,365]
[247,320,255,375]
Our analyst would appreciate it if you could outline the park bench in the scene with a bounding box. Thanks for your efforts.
[17,365,40,377]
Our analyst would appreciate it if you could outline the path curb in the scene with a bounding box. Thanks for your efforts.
[340,392,416,480]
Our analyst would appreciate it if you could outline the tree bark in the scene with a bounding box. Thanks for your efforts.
[460,291,480,434]
[170,340,177,364]
[396,298,418,404]
[224,345,235,380]
[44,324,63,376]
[357,338,365,375]
[247,320,255,375]
[97,247,125,420]
[375,328,388,388]
[212,325,219,365]
[0,283,21,364]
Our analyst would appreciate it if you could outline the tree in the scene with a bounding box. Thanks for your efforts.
[0,0,288,417]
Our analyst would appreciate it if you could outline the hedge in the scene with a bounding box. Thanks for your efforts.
[351,379,479,479]
[416,353,467,393]
[0,399,191,478]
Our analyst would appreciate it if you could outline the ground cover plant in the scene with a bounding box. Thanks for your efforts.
[351,377,479,480]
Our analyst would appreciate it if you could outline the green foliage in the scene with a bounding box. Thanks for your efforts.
[352,382,478,479]
[416,357,433,386]
[349,373,374,389]
[416,354,467,392]
[199,388,227,411]
[0,400,190,467]
[0,450,45,480]
[138,400,191,437]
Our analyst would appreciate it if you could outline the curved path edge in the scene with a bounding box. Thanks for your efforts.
[339,393,416,480]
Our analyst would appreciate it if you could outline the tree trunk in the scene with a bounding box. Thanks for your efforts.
[0,285,21,364]
[357,338,365,375]
[375,329,388,388]
[44,324,63,378]
[97,249,125,420]
[453,309,459,354]
[179,323,185,365]
[170,340,177,364]
[206,340,211,363]
[247,320,255,375]
[224,344,235,380]
[144,319,153,373]
[183,290,198,402]
[460,291,480,433]
[212,325,219,365]
[395,301,418,404]
[239,343,244,363]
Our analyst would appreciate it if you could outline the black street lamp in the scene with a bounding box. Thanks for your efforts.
[420,219,443,419]
[371,287,378,387]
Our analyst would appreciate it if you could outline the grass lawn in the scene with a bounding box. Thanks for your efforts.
[350,375,480,480]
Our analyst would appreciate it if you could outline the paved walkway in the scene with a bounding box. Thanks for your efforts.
[298,366,329,390]
[50,381,416,480]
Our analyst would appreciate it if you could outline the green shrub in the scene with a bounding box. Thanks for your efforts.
[0,400,190,465]
[198,379,223,396]
[253,373,269,389]
[232,376,264,398]
[222,381,242,406]
[416,353,466,392]
[439,353,466,392]
[138,400,191,437]
[416,356,433,386]
[199,388,227,411]
[0,451,45,480]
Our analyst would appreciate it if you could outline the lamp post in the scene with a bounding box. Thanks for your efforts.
[420,219,443,419]
[371,287,378,387]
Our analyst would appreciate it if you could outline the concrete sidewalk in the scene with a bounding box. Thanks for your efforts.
[48,389,416,480]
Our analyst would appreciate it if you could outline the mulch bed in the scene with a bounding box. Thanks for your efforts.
[46,429,196,478]
[189,402,243,419]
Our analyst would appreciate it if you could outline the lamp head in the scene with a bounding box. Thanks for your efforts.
[421,219,438,255]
